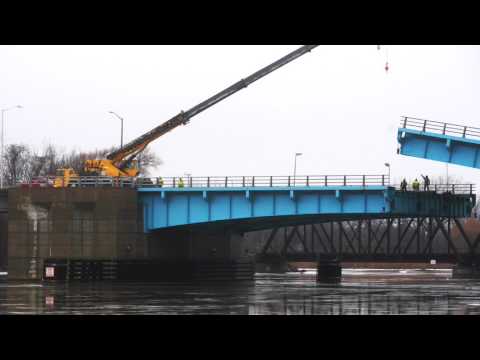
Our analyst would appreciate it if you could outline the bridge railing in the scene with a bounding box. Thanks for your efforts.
[170,175,388,187]
[16,175,475,195]
[17,176,138,188]
[138,175,391,188]
[393,183,475,195]
[400,116,480,140]
[18,174,390,188]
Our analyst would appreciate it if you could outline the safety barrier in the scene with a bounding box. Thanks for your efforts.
[400,116,480,140]
[141,175,391,188]
[19,174,390,189]
[16,174,476,195]
[18,176,137,188]
[397,183,475,195]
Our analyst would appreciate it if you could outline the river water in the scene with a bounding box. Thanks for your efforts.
[1,269,480,315]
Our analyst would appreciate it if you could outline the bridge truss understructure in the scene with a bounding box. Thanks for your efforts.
[255,217,480,264]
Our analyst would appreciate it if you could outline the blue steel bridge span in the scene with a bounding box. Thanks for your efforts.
[398,116,480,169]
[138,175,475,233]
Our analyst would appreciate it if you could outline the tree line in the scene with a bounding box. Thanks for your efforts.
[1,143,162,186]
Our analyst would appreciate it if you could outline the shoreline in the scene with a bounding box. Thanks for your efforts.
[289,261,454,270]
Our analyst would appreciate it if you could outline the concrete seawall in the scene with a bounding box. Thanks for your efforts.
[6,187,253,281]
[7,187,145,280]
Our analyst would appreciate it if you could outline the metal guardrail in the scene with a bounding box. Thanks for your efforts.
[144,175,391,188]
[17,176,137,188]
[393,183,475,195]
[15,175,476,195]
[400,116,480,140]
[18,174,391,189]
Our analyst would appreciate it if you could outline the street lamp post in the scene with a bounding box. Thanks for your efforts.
[293,153,302,186]
[108,111,124,149]
[1,105,23,188]
[184,173,192,187]
[384,162,390,186]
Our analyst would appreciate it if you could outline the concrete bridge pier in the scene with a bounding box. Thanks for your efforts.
[452,261,480,278]
[148,228,255,281]
[316,258,342,282]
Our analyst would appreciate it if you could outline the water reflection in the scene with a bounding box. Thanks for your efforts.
[1,269,480,315]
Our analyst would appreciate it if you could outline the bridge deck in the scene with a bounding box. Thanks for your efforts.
[138,176,475,232]
[398,116,480,168]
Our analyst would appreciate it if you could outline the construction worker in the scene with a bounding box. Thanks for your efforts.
[421,175,430,191]
[412,178,420,191]
[178,177,185,188]
[400,178,408,192]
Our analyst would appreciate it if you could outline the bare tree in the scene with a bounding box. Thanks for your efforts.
[4,143,163,181]
[29,144,59,178]
[29,153,46,178]
[2,144,32,185]
[43,144,60,176]
[136,147,162,176]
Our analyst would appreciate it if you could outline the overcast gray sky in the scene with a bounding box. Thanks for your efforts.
[1,45,480,186]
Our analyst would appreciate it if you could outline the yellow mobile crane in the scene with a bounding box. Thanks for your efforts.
[54,45,318,187]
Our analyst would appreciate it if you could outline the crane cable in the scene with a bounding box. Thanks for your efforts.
[378,45,389,73]
[385,46,389,73]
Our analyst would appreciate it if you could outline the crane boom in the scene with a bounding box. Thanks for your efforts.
[107,45,318,164]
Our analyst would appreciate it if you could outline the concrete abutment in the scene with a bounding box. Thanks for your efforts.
[7,188,254,282]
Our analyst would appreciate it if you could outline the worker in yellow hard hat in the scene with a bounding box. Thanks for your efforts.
[157,177,164,187]
[178,177,185,188]
[412,178,420,191]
